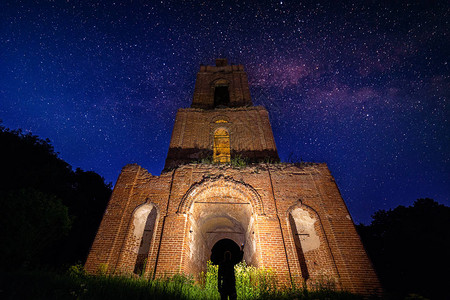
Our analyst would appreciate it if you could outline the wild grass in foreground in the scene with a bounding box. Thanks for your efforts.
[0,262,363,300]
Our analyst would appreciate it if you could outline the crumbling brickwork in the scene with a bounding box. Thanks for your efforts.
[85,59,382,296]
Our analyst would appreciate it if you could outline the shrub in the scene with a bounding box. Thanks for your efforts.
[230,155,248,168]
[68,263,87,278]
[0,188,72,269]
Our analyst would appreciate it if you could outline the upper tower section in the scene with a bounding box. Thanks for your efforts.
[164,59,278,170]
[191,59,252,109]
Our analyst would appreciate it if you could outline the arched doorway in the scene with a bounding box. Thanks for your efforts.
[187,204,253,276]
[179,177,263,277]
[210,238,242,265]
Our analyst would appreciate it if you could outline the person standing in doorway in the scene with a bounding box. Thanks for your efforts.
[218,244,244,300]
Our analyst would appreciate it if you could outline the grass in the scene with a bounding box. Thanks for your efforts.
[0,262,364,300]
[191,155,280,169]
[190,155,249,168]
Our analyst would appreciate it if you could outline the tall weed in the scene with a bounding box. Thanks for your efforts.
[0,263,364,299]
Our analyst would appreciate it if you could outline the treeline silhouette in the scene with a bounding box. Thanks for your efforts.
[357,198,450,299]
[0,125,111,270]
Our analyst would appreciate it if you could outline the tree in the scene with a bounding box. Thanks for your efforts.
[357,199,450,299]
[58,168,112,265]
[0,124,111,269]
[0,188,71,269]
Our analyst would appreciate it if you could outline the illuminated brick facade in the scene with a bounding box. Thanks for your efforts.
[85,59,382,295]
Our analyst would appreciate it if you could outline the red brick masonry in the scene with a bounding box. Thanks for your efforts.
[85,163,382,295]
[86,59,382,296]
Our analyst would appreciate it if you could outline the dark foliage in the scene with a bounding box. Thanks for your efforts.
[357,198,450,300]
[0,125,112,270]
[0,188,71,269]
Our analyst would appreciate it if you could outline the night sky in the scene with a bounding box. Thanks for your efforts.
[1,1,448,224]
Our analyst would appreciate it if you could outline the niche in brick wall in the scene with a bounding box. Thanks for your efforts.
[213,128,231,163]
[289,206,339,286]
[131,203,158,275]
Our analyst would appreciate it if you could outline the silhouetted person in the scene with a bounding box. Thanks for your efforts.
[218,244,244,300]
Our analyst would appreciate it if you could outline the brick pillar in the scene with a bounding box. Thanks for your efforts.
[257,216,292,286]
[85,164,142,274]
[153,213,188,277]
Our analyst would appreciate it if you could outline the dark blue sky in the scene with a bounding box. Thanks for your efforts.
[1,1,448,224]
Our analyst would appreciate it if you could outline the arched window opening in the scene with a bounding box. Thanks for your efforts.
[214,86,230,107]
[289,213,310,281]
[133,207,157,275]
[213,128,230,163]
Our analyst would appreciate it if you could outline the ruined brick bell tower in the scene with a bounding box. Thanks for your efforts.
[85,59,382,295]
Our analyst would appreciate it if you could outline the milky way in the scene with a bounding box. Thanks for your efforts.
[0,1,448,223]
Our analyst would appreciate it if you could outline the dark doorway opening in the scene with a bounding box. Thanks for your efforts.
[210,238,241,265]
[214,86,230,107]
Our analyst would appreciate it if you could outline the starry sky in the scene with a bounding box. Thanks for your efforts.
[1,1,448,224]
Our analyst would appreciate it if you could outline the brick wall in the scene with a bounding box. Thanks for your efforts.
[85,163,382,295]
[165,107,279,169]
